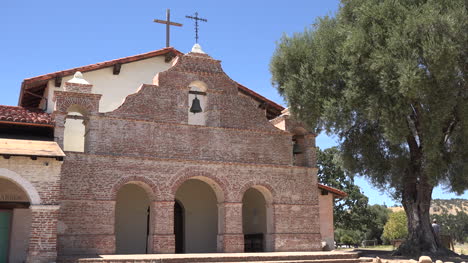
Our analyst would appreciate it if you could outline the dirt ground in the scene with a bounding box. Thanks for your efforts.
[356,249,468,263]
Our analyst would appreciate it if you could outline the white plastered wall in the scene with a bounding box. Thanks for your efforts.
[9,208,31,263]
[175,179,218,253]
[319,193,335,250]
[46,56,172,113]
[115,184,150,254]
[63,114,85,152]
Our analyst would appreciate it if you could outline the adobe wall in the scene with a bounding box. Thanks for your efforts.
[319,193,335,250]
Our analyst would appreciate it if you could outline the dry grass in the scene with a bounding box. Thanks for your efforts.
[454,243,468,255]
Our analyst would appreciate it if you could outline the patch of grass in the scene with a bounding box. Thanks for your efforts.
[359,245,394,251]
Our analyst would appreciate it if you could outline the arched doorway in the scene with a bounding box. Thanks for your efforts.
[175,179,218,253]
[0,177,32,263]
[242,188,267,252]
[115,184,151,254]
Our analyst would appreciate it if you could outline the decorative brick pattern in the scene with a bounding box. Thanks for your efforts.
[64,82,93,93]
[53,91,101,114]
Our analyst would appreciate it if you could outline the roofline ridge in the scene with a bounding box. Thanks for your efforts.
[23,47,182,83]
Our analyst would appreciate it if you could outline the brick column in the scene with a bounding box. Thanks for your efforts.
[151,201,175,253]
[217,202,244,253]
[27,205,60,263]
[304,134,316,167]
[52,113,66,148]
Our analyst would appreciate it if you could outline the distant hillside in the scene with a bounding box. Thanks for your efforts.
[388,199,468,215]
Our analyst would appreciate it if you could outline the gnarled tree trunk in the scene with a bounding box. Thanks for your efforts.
[395,171,455,257]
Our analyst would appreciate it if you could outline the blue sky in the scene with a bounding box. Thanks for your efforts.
[1,0,466,205]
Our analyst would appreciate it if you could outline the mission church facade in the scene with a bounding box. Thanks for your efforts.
[0,44,345,263]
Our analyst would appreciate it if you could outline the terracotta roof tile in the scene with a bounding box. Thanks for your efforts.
[0,105,53,126]
[318,183,348,198]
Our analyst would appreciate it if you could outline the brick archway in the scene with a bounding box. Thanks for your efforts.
[0,168,41,205]
[170,170,226,203]
[111,176,159,202]
[240,183,276,252]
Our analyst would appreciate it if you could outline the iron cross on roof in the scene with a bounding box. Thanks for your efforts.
[185,12,207,43]
[153,9,183,47]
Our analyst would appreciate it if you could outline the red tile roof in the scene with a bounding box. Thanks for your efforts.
[0,106,53,126]
[318,183,348,198]
[237,82,284,113]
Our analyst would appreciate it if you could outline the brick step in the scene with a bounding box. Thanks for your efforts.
[66,252,361,263]
[210,259,363,263]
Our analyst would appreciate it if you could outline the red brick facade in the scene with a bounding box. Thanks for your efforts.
[47,50,321,260]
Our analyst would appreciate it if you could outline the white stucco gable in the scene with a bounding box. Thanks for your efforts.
[44,55,174,113]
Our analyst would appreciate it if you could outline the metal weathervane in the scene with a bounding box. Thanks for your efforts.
[185,12,207,43]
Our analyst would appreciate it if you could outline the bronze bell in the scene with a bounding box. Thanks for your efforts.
[293,141,302,154]
[190,95,203,113]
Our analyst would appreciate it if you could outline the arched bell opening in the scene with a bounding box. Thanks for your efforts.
[174,179,219,253]
[188,81,208,126]
[292,127,308,166]
[63,104,89,152]
[0,177,33,263]
[115,183,151,254]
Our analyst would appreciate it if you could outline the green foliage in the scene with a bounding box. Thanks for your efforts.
[271,0,467,253]
[340,234,355,245]
[382,211,408,242]
[365,204,391,244]
[270,0,468,197]
[317,147,390,244]
[433,212,468,243]
[335,228,364,245]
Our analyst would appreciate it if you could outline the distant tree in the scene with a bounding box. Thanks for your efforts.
[317,147,371,232]
[270,0,467,256]
[336,228,364,246]
[340,234,355,246]
[382,211,408,242]
[365,205,391,244]
[433,212,468,243]
[317,147,390,245]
